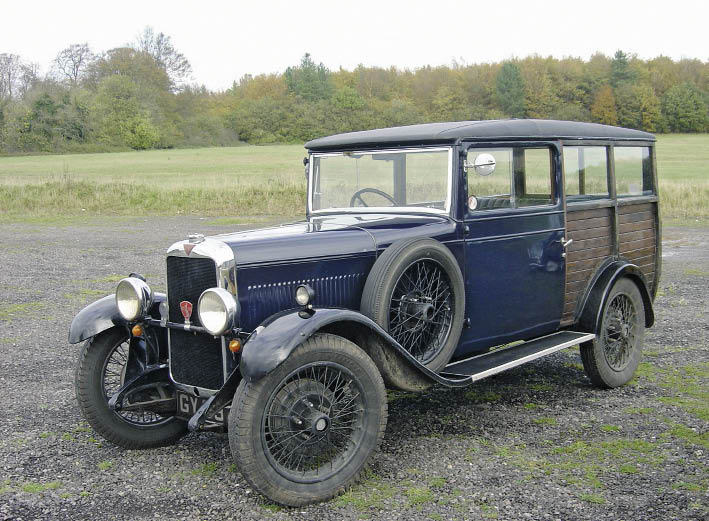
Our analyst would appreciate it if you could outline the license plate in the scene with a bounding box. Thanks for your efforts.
[176,392,227,423]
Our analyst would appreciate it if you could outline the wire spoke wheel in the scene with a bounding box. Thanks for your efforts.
[580,278,645,389]
[361,238,465,373]
[262,361,366,483]
[101,337,168,426]
[388,259,454,364]
[601,293,638,372]
[229,334,387,506]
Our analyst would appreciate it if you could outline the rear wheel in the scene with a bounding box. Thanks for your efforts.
[581,278,645,388]
[229,334,387,506]
[75,327,187,449]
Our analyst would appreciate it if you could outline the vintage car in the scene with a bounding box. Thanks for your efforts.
[69,119,660,506]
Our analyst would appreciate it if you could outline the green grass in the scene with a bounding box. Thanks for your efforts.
[97,461,113,471]
[579,492,606,504]
[192,462,218,477]
[20,481,62,493]
[335,474,396,510]
[0,135,707,219]
[533,417,558,425]
[0,144,306,219]
[0,301,44,321]
[406,486,434,505]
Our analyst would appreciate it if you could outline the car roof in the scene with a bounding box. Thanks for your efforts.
[305,119,655,151]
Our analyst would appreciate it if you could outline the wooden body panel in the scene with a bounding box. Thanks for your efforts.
[561,201,658,326]
[618,202,658,287]
[562,206,613,323]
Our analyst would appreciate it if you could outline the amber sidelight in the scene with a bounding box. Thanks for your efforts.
[228,339,242,353]
[131,324,144,337]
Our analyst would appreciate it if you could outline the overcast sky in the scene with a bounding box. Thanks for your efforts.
[2,0,707,91]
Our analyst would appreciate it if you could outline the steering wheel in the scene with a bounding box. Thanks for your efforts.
[349,188,397,207]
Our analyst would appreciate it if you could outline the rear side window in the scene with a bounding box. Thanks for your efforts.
[564,146,609,200]
[615,147,654,196]
[467,147,553,211]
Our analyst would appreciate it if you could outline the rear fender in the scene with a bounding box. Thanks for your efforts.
[68,293,166,344]
[240,308,446,390]
[577,262,654,334]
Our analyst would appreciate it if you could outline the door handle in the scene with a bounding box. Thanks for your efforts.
[559,237,573,248]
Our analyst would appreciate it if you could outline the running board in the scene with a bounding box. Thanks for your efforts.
[438,331,595,383]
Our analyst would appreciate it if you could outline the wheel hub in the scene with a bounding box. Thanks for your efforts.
[399,292,437,330]
[287,393,333,442]
[312,415,330,433]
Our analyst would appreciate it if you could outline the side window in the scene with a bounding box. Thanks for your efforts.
[615,147,653,197]
[467,147,553,211]
[564,146,609,200]
[520,149,552,207]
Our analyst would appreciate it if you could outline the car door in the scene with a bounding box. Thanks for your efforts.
[457,141,566,355]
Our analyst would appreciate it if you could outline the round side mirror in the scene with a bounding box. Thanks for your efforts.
[473,153,496,176]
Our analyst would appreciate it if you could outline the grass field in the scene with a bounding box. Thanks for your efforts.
[0,134,707,220]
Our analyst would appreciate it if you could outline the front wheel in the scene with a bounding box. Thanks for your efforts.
[581,278,645,388]
[229,334,388,506]
[75,327,187,449]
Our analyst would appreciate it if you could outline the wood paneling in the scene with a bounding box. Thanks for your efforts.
[618,202,657,288]
[561,199,658,326]
[562,206,613,323]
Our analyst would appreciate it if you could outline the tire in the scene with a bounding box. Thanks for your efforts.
[75,327,187,449]
[581,278,645,388]
[361,238,465,372]
[229,334,387,506]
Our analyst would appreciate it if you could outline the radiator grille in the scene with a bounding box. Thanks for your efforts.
[167,255,224,390]
[167,256,216,326]
[169,330,224,390]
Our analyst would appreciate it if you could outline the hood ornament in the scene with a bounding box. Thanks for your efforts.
[180,301,193,324]
[184,233,205,255]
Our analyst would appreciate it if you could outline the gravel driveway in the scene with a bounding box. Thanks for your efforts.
[1,217,707,521]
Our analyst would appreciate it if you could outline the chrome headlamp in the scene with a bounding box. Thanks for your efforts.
[115,277,153,321]
[198,288,238,336]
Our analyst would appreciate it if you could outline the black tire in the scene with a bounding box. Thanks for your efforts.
[75,327,187,449]
[581,278,645,388]
[228,334,387,507]
[361,238,465,372]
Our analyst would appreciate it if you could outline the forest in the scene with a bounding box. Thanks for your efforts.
[1,28,708,154]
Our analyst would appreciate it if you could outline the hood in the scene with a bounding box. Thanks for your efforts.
[207,213,455,267]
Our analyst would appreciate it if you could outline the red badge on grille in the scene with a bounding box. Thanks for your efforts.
[179,301,193,323]
[183,243,196,255]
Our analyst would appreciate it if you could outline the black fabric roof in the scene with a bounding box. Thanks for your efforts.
[305,119,655,150]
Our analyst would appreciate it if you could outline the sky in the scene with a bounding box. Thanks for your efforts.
[2,0,708,91]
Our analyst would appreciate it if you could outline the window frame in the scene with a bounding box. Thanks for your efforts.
[560,139,658,209]
[461,141,562,218]
[308,146,454,216]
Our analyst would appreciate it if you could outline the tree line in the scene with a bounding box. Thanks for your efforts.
[1,30,708,154]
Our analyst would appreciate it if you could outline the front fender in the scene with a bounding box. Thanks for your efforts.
[68,292,166,344]
[240,307,457,386]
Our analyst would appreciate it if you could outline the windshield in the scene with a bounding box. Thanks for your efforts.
[309,148,452,214]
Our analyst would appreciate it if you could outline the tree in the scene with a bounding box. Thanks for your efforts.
[614,83,661,130]
[611,50,634,87]
[53,43,94,85]
[0,53,22,100]
[134,26,192,89]
[590,85,617,125]
[520,57,559,118]
[495,62,526,118]
[661,83,708,132]
[284,53,333,102]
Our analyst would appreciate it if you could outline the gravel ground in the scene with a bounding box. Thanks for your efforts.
[0,217,707,521]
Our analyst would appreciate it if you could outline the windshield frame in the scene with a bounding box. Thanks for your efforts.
[307,146,454,216]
